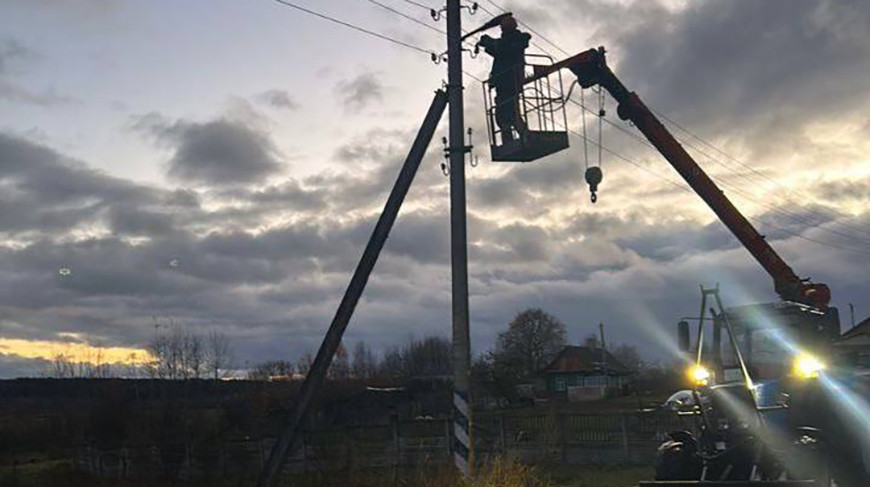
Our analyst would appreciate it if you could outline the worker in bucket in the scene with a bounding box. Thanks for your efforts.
[478,15,531,143]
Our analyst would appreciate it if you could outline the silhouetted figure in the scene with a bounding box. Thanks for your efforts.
[479,16,531,143]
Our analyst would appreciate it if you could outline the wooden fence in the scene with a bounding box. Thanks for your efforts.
[74,411,695,479]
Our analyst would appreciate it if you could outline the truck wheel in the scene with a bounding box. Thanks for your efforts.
[655,431,701,480]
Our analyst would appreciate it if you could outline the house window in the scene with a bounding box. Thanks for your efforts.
[587,375,604,386]
[555,376,566,391]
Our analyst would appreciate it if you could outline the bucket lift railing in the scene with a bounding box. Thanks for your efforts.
[483,54,570,162]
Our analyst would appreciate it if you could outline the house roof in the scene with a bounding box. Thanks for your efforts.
[840,317,870,340]
[541,346,631,375]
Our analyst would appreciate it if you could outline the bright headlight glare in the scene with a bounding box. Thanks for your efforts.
[793,353,825,379]
[689,365,711,386]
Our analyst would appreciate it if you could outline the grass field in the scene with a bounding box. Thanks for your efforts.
[0,458,653,487]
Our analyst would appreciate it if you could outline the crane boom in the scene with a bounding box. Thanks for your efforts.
[529,48,831,308]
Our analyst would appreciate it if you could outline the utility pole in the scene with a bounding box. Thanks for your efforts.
[256,90,447,487]
[445,0,472,478]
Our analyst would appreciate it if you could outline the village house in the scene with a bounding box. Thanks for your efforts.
[541,345,633,401]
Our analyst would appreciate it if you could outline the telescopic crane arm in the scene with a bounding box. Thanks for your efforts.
[529,48,831,309]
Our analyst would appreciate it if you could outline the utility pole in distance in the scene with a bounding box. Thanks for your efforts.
[445,0,472,478]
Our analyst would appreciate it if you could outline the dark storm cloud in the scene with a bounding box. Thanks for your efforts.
[256,89,299,110]
[137,115,283,186]
[0,132,157,234]
[334,72,385,112]
[577,0,870,142]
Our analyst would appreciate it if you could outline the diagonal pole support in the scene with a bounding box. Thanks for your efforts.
[257,89,448,487]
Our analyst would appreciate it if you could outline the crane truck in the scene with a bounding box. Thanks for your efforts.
[474,15,867,486]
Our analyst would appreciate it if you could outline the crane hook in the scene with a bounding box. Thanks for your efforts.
[585,166,603,204]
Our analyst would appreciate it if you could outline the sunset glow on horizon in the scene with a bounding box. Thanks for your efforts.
[0,338,152,366]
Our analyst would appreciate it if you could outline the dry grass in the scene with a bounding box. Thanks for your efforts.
[2,458,650,487]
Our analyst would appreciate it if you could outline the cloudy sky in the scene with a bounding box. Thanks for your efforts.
[1,0,869,377]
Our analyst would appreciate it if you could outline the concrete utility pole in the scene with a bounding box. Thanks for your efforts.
[256,90,447,487]
[446,0,473,477]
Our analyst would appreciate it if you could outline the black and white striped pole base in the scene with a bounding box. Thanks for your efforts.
[453,389,471,475]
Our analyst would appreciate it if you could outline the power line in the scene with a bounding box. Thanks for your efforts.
[269,0,870,256]
[475,3,555,58]
[653,109,870,238]
[269,0,434,55]
[365,0,445,36]
[483,0,570,57]
[565,95,870,248]
[451,6,870,253]
[479,0,870,243]
[561,123,870,257]
[398,0,435,11]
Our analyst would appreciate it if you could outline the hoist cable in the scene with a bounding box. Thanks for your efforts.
[561,125,870,257]
[565,95,870,248]
[481,0,870,243]
[270,0,870,255]
[580,87,589,171]
[597,87,604,168]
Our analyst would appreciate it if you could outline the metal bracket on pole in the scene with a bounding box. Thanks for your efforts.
[256,89,448,487]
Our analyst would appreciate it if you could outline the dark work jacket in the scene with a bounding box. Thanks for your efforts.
[479,30,531,95]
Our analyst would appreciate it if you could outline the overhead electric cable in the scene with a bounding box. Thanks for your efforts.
[561,125,870,257]
[398,0,435,11]
[365,0,445,35]
[480,0,870,242]
[268,0,870,255]
[484,0,570,56]
[270,0,434,55]
[652,109,870,238]
[567,94,870,248]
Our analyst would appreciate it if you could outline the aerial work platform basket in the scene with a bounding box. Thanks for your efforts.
[483,54,570,163]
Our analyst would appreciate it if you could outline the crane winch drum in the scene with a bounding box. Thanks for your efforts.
[483,54,570,162]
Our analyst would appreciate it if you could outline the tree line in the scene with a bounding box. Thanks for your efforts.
[247,335,454,381]
[42,307,645,387]
[44,323,234,380]
[247,308,646,389]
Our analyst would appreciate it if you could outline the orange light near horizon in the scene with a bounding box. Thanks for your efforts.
[0,337,152,365]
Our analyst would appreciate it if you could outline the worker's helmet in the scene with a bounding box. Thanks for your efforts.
[500,15,518,32]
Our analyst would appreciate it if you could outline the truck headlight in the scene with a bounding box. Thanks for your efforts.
[689,364,711,386]
[793,353,825,379]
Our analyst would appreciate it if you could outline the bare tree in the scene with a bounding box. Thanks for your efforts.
[247,360,295,380]
[351,341,376,379]
[611,343,643,372]
[583,333,600,349]
[46,352,77,378]
[146,323,218,379]
[378,345,405,379]
[328,342,351,379]
[296,352,314,376]
[43,348,115,379]
[404,336,451,378]
[205,329,233,380]
[494,308,567,380]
